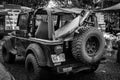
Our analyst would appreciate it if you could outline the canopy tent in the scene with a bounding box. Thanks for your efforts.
[100,3,120,11]
[36,7,86,14]
[0,5,4,9]
[0,9,8,15]
[4,4,21,9]
[0,4,32,12]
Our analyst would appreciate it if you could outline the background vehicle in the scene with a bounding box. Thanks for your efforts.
[98,3,120,63]
[0,11,8,39]
[2,8,105,80]
[0,4,31,40]
[0,9,20,40]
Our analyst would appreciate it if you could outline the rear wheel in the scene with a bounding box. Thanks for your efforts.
[25,54,49,80]
[2,47,15,63]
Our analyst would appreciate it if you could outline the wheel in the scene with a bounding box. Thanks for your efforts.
[2,47,15,63]
[25,54,49,80]
[72,27,105,64]
[117,47,120,63]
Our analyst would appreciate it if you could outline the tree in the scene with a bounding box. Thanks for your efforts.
[103,0,120,8]
[1,0,120,8]
[0,0,50,8]
[71,0,93,8]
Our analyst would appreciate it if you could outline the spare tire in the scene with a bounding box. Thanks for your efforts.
[72,27,105,63]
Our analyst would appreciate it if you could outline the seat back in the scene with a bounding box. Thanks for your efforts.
[35,21,48,39]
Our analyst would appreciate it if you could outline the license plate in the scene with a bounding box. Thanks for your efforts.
[63,67,72,72]
[51,53,65,63]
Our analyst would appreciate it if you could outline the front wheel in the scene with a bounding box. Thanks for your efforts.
[2,47,15,63]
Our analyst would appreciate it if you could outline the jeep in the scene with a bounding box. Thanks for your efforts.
[2,7,105,80]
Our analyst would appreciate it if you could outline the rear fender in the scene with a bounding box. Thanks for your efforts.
[26,43,52,67]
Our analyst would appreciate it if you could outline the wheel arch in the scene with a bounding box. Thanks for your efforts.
[25,43,52,67]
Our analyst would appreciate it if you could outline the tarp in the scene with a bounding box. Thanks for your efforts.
[4,4,21,9]
[100,3,120,11]
[0,5,4,9]
[0,10,8,15]
[0,4,32,10]
[36,7,85,14]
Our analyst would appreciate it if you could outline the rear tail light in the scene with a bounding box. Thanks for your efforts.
[51,45,65,64]
[54,45,63,54]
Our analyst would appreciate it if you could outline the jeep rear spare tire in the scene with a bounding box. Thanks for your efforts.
[72,27,105,63]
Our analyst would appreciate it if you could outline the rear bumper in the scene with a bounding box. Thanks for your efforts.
[57,64,91,74]
[52,62,96,74]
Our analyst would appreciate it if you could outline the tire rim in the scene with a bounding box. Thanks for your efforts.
[85,36,100,57]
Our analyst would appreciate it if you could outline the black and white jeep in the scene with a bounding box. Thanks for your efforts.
[2,8,105,80]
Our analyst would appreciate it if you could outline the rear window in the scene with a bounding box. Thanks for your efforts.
[60,14,74,27]
[18,14,28,30]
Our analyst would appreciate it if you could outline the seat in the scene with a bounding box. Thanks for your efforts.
[35,21,48,39]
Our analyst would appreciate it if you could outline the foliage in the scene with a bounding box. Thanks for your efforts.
[0,0,49,8]
[71,0,93,8]
[0,0,120,8]
[0,0,97,8]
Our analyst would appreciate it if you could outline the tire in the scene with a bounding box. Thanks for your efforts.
[117,48,120,63]
[72,27,105,64]
[0,35,4,40]
[2,47,15,63]
[25,54,49,80]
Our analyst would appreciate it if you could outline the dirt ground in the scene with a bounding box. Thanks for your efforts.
[0,40,120,80]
